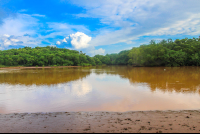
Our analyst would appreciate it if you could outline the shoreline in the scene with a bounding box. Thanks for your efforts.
[0,110,200,133]
[0,66,82,70]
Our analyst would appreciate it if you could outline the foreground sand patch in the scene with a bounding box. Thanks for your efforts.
[0,110,200,133]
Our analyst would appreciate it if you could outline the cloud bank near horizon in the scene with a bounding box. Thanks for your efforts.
[0,0,200,55]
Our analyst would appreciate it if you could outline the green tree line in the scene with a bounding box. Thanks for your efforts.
[0,37,200,67]
[0,46,102,67]
[95,37,200,67]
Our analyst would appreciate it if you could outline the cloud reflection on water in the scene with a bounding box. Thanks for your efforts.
[0,66,200,113]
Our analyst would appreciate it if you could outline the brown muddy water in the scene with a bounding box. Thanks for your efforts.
[0,66,200,114]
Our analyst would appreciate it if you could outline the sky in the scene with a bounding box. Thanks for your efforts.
[0,0,200,56]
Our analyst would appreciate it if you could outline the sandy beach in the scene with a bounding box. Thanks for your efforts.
[0,110,200,133]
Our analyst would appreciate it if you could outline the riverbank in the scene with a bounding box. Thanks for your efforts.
[0,110,199,133]
[0,66,82,69]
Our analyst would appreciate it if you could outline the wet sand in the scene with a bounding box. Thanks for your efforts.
[0,110,200,133]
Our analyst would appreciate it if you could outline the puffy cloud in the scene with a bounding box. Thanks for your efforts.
[55,37,69,46]
[56,41,61,45]
[0,12,91,50]
[0,13,89,50]
[10,39,20,42]
[40,23,90,47]
[82,47,106,56]
[3,39,11,46]
[93,48,105,55]
[0,34,40,49]
[3,34,10,37]
[145,13,200,36]
[69,32,92,49]
[0,35,23,47]
[70,0,200,46]
[0,13,38,36]
[56,32,92,49]
[1,0,199,52]
[62,38,67,43]
[0,13,42,49]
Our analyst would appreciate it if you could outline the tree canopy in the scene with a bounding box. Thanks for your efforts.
[0,37,200,67]
[95,37,200,67]
[0,46,100,67]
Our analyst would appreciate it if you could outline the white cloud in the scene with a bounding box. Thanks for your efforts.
[145,13,200,36]
[3,34,10,37]
[85,47,106,56]
[70,0,200,46]
[10,39,19,42]
[94,48,105,55]
[56,41,61,45]
[0,13,91,50]
[126,41,134,44]
[40,23,90,46]
[62,38,67,43]
[72,0,167,27]
[3,39,11,46]
[0,14,92,49]
[0,13,42,49]
[70,32,92,49]
[0,13,38,36]
[90,27,138,46]
[47,22,90,36]
[49,44,57,47]
[55,37,69,45]
[31,14,46,17]
[1,0,200,52]
[0,34,41,49]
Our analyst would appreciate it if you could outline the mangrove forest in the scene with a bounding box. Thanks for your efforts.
[0,37,200,67]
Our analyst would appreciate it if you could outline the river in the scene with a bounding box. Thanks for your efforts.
[0,66,199,113]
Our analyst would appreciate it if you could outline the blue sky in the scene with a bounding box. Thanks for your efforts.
[0,0,200,56]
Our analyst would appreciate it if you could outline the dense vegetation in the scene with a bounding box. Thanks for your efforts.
[0,37,200,67]
[95,37,200,67]
[0,46,102,67]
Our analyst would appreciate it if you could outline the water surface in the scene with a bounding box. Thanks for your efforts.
[0,66,200,113]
